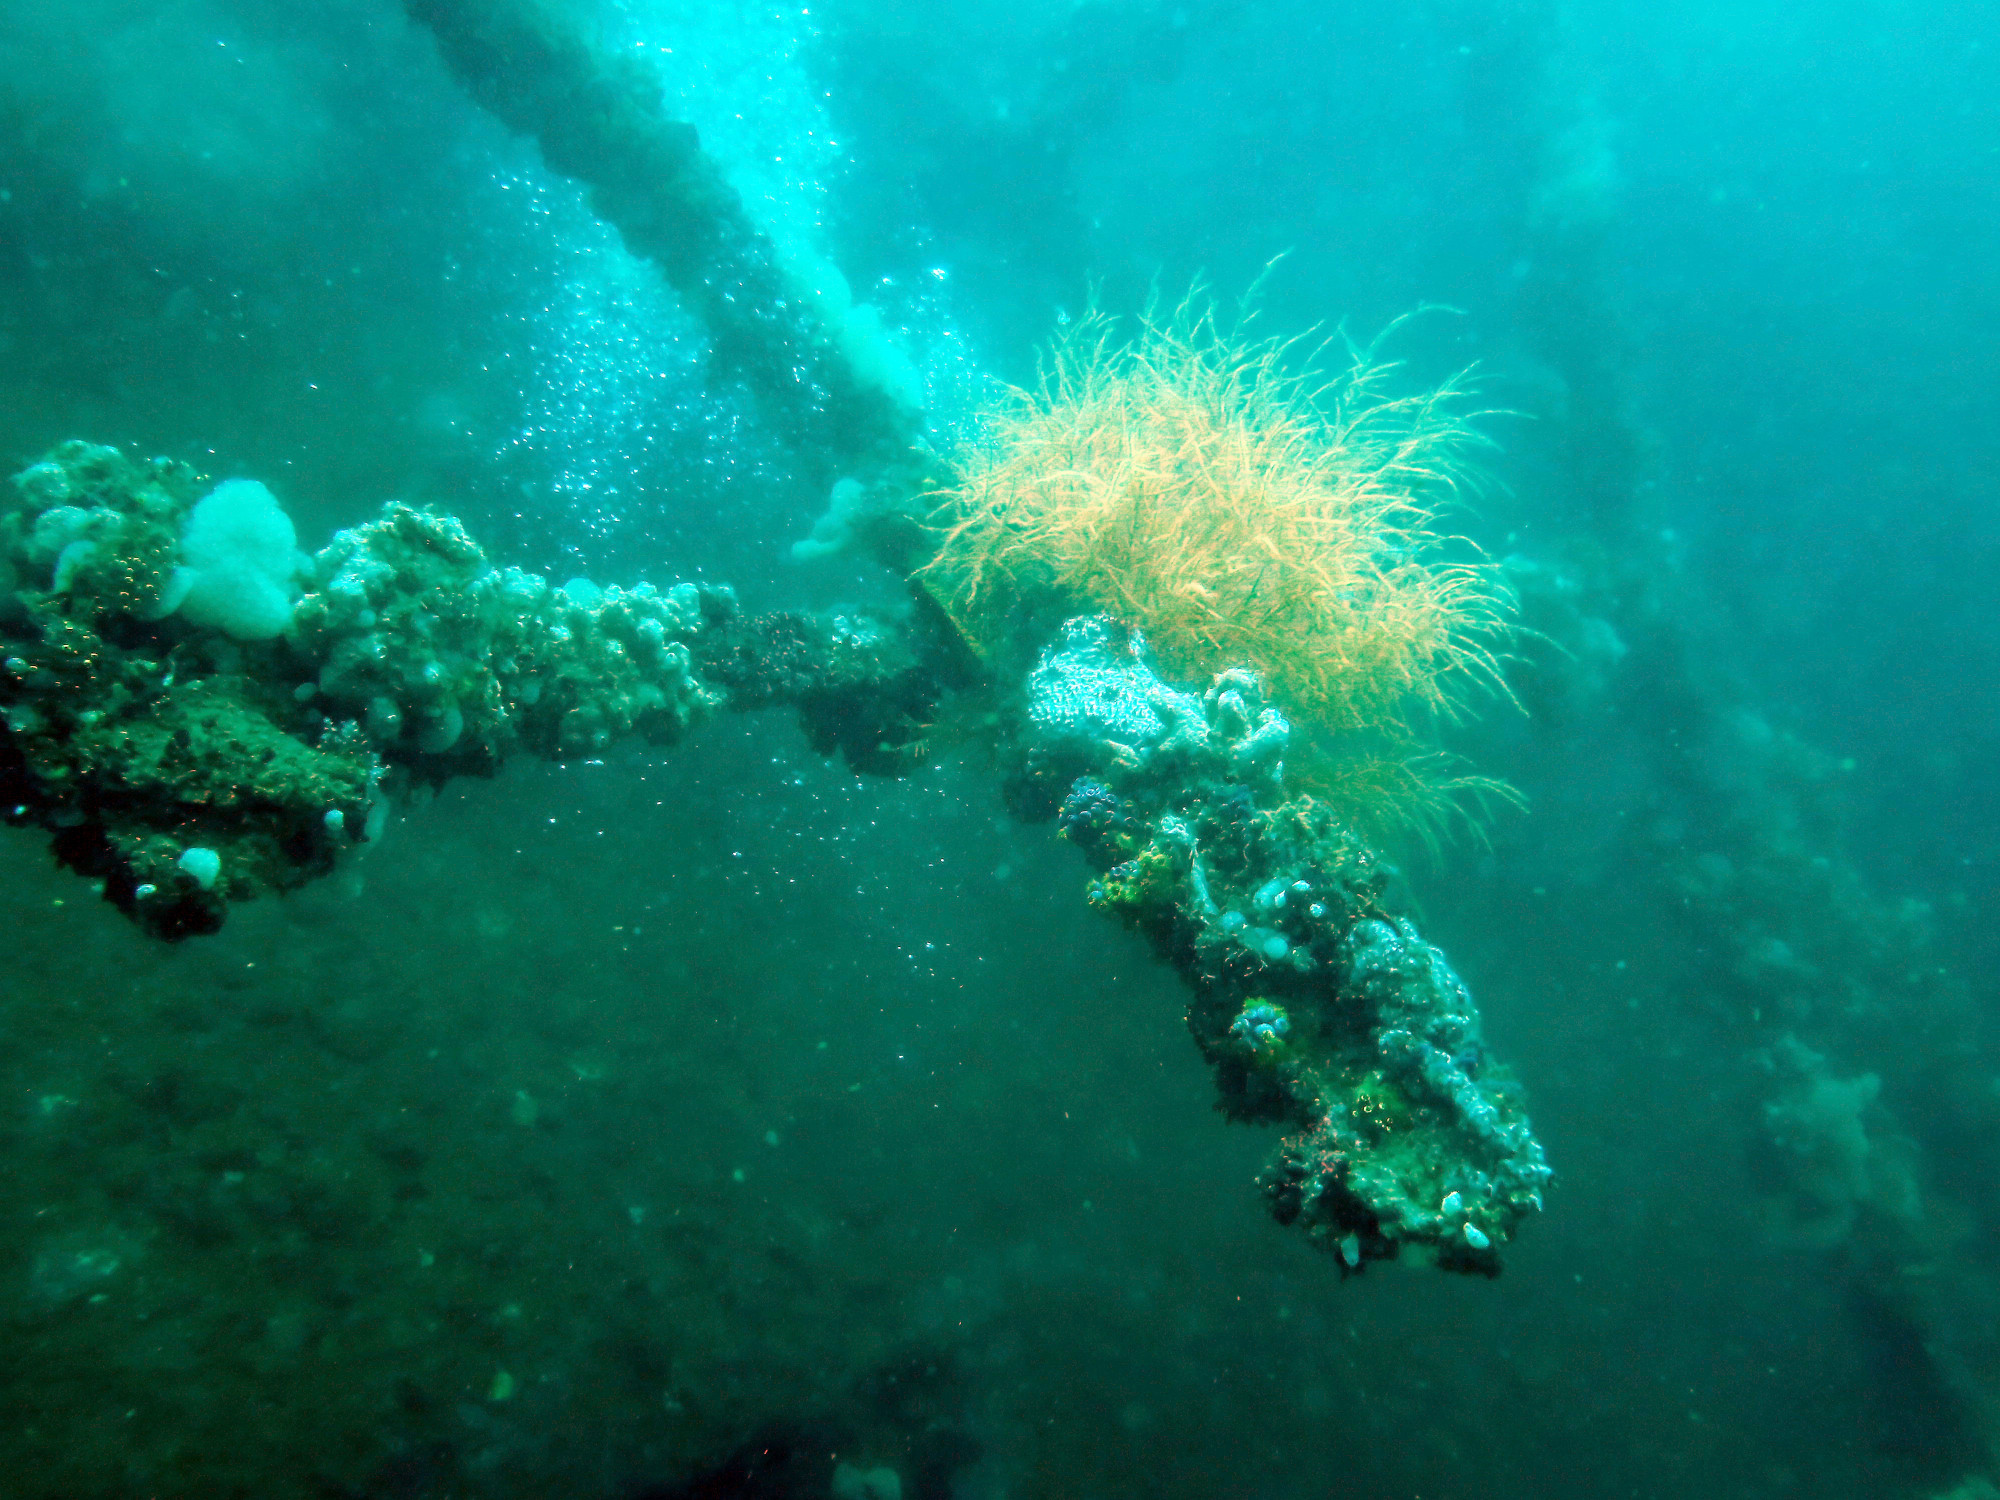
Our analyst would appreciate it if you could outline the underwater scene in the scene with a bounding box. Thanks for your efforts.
[2,1,1997,1495]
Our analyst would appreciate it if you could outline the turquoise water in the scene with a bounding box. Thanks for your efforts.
[2,2,1997,1496]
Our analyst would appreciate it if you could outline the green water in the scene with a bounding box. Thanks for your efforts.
[4,1,1998,1496]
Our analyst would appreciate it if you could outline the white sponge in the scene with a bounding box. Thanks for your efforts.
[170,479,307,641]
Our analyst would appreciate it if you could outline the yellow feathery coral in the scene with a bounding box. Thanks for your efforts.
[1290,749,1524,857]
[922,292,1517,831]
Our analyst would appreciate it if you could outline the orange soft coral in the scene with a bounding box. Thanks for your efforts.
[924,291,1516,846]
